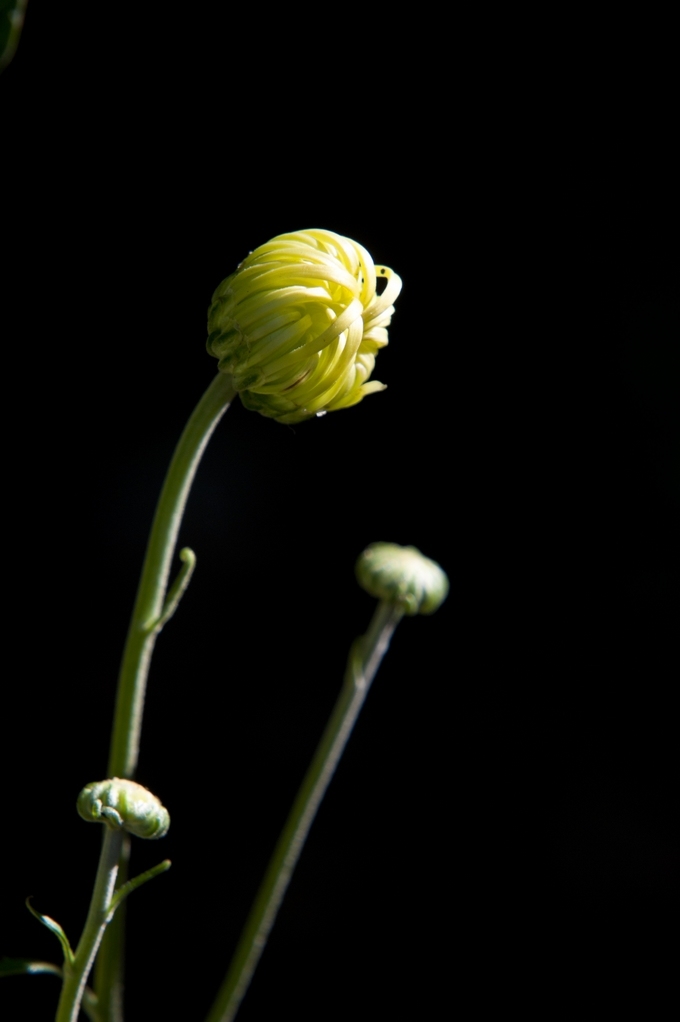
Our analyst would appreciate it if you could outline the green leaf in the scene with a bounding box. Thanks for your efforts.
[152,547,197,631]
[25,898,75,966]
[107,859,171,920]
[0,957,62,977]
[0,958,103,1021]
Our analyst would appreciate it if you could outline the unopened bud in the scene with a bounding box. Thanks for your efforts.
[77,779,170,839]
[356,542,449,615]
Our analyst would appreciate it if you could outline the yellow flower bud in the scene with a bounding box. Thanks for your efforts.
[356,542,449,615]
[77,779,170,839]
[207,229,402,424]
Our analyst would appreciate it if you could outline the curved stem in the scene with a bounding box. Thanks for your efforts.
[204,599,403,1022]
[107,371,236,781]
[55,828,123,1022]
[96,371,236,1022]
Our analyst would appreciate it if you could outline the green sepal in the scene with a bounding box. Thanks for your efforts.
[25,898,75,966]
[0,957,62,977]
[106,859,171,921]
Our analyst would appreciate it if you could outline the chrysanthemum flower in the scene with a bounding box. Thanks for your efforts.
[207,229,401,424]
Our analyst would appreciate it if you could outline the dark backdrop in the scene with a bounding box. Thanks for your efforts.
[2,6,678,1020]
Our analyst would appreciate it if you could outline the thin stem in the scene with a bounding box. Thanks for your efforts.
[96,371,236,1022]
[55,827,124,1022]
[107,371,236,781]
[204,600,403,1022]
[0,0,29,72]
[93,835,128,1022]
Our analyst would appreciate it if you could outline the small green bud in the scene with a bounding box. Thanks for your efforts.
[207,229,402,424]
[356,542,449,616]
[77,779,170,839]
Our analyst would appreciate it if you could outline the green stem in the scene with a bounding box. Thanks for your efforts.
[93,836,129,1022]
[96,371,236,1022]
[0,0,29,72]
[204,599,403,1022]
[107,371,236,780]
[55,828,124,1022]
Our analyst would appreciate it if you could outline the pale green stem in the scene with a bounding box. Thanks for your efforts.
[96,372,236,1022]
[107,371,236,781]
[55,827,123,1022]
[93,836,128,1022]
[204,599,403,1022]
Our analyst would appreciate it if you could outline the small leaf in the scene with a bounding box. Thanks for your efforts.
[0,959,101,1021]
[152,547,197,631]
[25,898,75,966]
[0,957,62,977]
[107,859,171,920]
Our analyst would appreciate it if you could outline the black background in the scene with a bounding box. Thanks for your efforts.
[2,5,678,1020]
